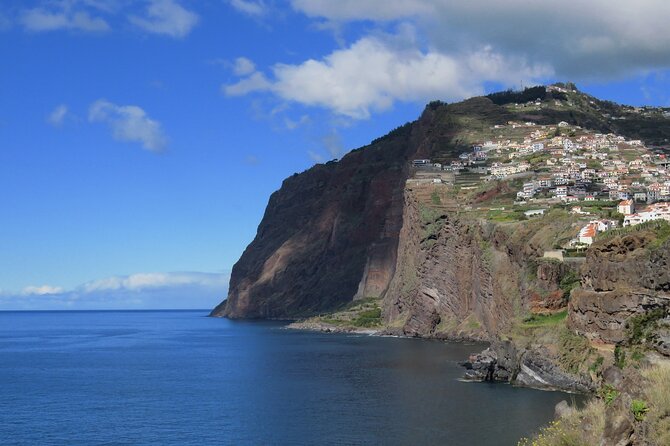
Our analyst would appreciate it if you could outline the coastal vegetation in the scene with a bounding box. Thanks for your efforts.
[521,362,670,445]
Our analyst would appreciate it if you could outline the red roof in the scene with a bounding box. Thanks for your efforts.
[580,223,597,238]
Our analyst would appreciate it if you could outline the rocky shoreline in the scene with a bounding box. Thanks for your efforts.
[288,320,593,394]
[286,320,381,335]
[460,341,593,393]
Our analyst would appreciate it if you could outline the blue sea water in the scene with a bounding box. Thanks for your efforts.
[0,311,575,445]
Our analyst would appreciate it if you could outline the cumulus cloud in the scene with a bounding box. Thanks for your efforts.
[222,1,670,118]
[21,5,110,32]
[129,0,199,38]
[289,0,670,79]
[88,99,168,151]
[0,272,229,310]
[47,104,69,127]
[224,37,550,118]
[229,0,268,17]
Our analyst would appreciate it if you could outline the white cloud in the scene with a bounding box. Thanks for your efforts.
[47,104,69,127]
[1,272,229,310]
[80,272,228,293]
[233,57,256,76]
[22,285,64,296]
[291,0,434,21]
[229,0,268,17]
[89,99,168,151]
[290,0,670,79]
[223,37,550,119]
[227,1,670,118]
[129,0,199,38]
[223,71,272,96]
[21,5,110,32]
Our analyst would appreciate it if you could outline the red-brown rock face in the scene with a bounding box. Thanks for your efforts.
[381,191,520,339]
[211,119,432,318]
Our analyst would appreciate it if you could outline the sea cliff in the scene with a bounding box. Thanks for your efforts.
[212,87,670,442]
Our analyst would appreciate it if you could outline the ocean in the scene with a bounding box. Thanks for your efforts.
[0,310,574,445]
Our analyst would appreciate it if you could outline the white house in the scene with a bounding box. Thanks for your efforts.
[617,199,635,215]
[578,223,597,245]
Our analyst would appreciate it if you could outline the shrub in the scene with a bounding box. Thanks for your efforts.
[559,271,580,300]
[598,384,619,406]
[487,86,547,105]
[352,307,382,328]
[614,345,626,369]
[626,308,666,345]
[589,356,604,374]
[558,328,593,374]
[631,400,649,422]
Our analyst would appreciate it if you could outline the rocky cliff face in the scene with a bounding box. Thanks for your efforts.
[213,87,670,335]
[213,110,447,318]
[211,144,406,318]
[568,230,670,343]
[381,191,518,338]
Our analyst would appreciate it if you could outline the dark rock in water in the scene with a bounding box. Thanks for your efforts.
[461,348,497,381]
[461,342,592,393]
[460,341,519,382]
[515,348,592,393]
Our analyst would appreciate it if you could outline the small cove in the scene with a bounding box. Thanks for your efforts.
[0,310,581,445]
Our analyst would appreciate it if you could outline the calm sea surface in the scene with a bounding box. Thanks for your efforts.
[0,311,575,445]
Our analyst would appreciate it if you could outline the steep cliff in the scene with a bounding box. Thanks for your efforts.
[211,140,406,318]
[213,85,670,326]
[382,190,517,338]
[213,109,449,318]
[569,223,670,344]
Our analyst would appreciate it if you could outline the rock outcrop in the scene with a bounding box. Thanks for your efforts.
[461,341,593,392]
[568,232,670,344]
[381,192,519,338]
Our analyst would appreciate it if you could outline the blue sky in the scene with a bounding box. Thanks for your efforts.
[2,0,670,309]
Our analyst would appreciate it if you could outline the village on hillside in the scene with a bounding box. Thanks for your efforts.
[410,107,670,251]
